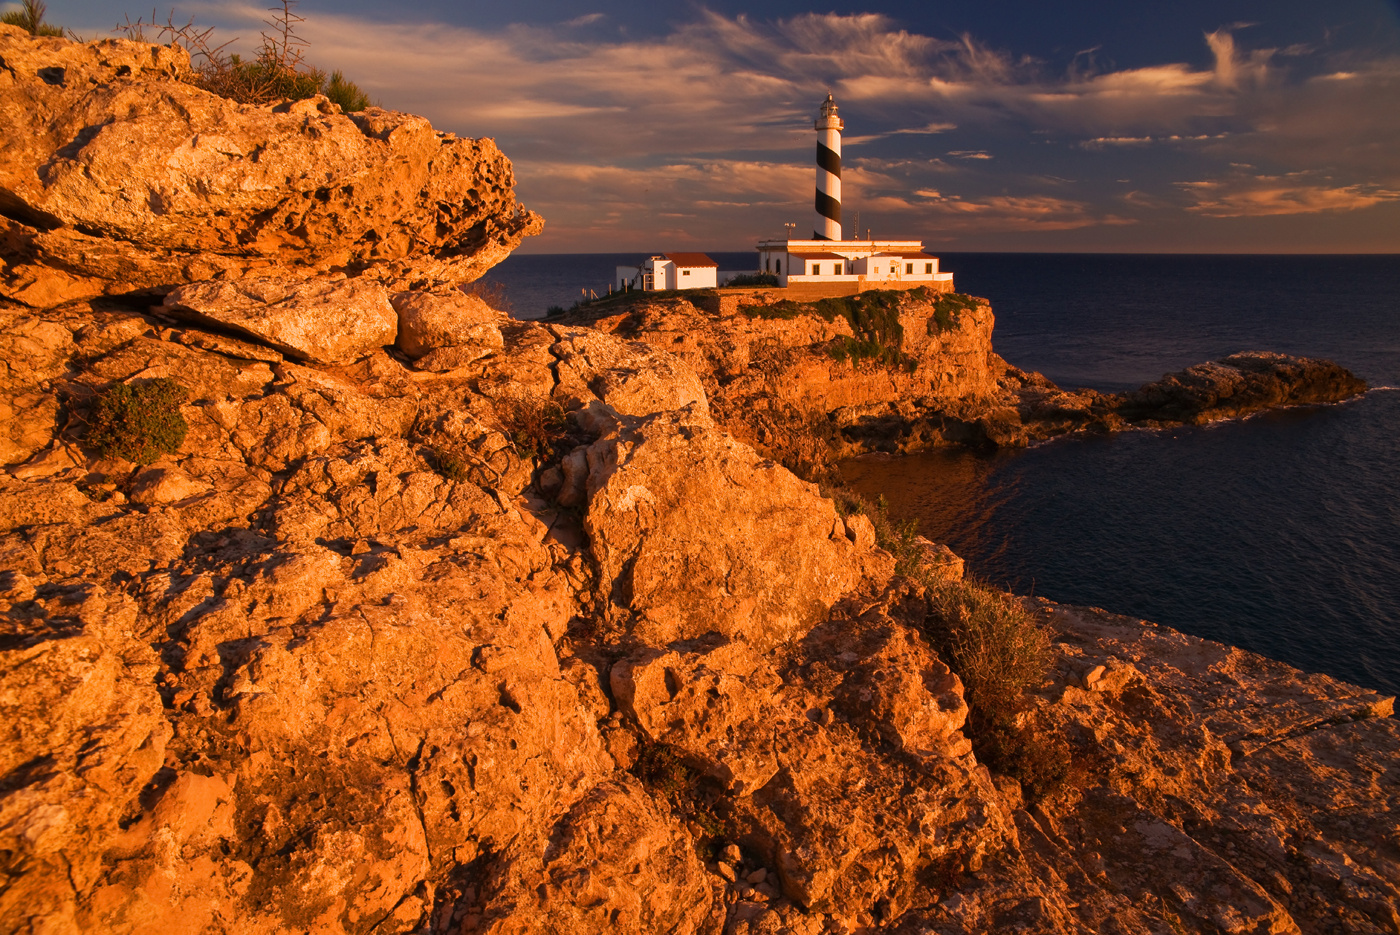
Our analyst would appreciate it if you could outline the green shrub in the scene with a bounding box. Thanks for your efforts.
[324,69,369,113]
[87,379,189,463]
[433,449,472,483]
[3,0,66,36]
[744,290,913,369]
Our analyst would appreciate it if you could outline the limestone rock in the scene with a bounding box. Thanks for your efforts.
[611,639,784,794]
[1117,351,1369,425]
[0,29,541,303]
[127,465,212,504]
[478,778,714,935]
[582,405,872,649]
[550,326,709,418]
[392,289,504,359]
[163,277,397,364]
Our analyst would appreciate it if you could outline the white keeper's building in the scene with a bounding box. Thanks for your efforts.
[755,239,952,288]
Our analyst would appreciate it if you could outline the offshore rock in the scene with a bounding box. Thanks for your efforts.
[0,28,541,305]
[1115,351,1370,424]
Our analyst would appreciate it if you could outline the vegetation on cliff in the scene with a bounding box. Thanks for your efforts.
[117,0,370,111]
[85,378,190,464]
[1,0,66,36]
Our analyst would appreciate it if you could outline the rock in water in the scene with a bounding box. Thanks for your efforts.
[1115,351,1369,424]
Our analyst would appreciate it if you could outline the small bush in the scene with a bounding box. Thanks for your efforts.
[925,582,1051,714]
[725,272,779,287]
[434,449,472,483]
[324,69,369,113]
[632,740,727,854]
[3,0,66,36]
[493,394,569,462]
[923,579,1067,801]
[87,379,189,463]
[115,2,371,110]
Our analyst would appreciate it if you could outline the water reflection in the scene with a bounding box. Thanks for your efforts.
[841,447,1026,584]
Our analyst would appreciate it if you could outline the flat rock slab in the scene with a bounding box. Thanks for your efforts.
[164,277,397,365]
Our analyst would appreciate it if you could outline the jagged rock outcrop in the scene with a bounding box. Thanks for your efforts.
[558,294,1368,460]
[0,27,541,306]
[1,25,1394,935]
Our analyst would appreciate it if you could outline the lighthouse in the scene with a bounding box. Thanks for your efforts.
[814,93,843,240]
[623,92,954,299]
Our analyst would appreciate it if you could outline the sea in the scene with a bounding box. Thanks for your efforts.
[483,252,1400,697]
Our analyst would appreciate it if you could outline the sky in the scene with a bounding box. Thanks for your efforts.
[27,0,1400,253]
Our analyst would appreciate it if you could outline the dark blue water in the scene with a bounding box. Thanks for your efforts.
[488,252,1400,696]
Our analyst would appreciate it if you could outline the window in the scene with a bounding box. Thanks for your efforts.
[890,263,897,273]
[765,257,770,271]
[835,263,843,275]
[906,263,914,274]
[925,263,933,274]
[813,264,822,275]
[682,269,690,276]
[776,260,781,274]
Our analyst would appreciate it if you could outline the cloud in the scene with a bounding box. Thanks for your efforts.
[1179,176,1400,217]
[947,150,993,159]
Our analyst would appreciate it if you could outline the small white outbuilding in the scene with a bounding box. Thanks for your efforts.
[616,253,719,292]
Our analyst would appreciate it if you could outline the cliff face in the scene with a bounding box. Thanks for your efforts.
[557,293,1367,465]
[0,26,542,307]
[0,29,1394,935]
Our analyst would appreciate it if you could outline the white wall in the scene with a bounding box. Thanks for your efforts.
[675,266,718,288]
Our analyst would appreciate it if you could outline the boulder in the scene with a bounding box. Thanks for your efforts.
[581,405,872,649]
[0,29,541,303]
[611,639,785,794]
[163,277,397,364]
[391,289,504,359]
[478,778,715,935]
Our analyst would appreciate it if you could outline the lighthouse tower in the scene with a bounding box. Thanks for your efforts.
[814,93,843,240]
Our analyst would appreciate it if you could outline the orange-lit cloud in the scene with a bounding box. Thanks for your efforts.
[1180,177,1400,217]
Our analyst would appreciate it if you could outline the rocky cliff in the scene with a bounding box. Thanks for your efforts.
[557,291,1367,467]
[1,29,1394,935]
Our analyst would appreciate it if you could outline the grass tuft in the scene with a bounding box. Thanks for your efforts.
[493,394,570,462]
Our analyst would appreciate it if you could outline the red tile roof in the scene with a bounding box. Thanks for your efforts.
[663,252,718,267]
